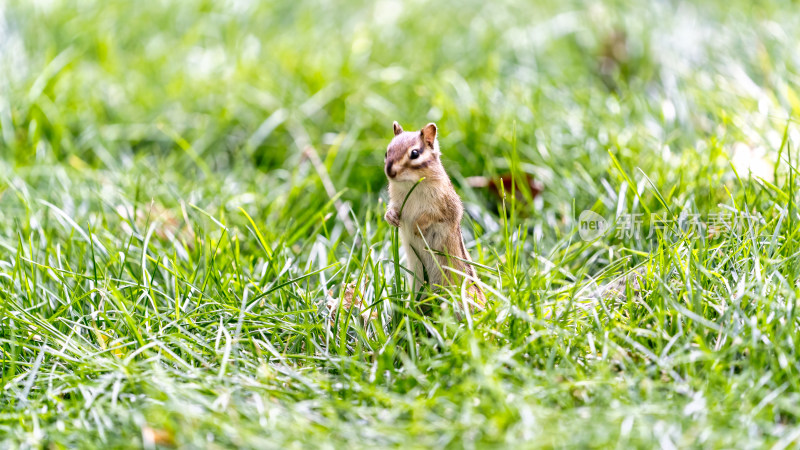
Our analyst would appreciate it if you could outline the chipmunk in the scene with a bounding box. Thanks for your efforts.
[384,121,485,312]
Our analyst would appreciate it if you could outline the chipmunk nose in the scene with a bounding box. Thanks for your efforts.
[385,160,395,178]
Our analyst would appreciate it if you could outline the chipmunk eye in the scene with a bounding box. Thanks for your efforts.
[410,149,420,159]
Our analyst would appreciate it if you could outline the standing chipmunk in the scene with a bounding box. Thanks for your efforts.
[384,121,485,312]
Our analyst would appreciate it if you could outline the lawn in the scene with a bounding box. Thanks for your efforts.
[2,0,800,447]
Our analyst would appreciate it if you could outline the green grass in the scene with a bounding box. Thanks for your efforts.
[2,0,800,447]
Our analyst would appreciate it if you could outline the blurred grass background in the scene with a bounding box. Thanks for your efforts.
[2,0,800,447]
[6,0,796,214]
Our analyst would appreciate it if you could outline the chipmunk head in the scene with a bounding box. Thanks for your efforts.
[384,121,443,182]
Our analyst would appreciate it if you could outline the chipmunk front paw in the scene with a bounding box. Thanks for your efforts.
[384,209,401,227]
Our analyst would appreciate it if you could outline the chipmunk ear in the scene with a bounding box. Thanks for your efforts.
[393,121,403,136]
[421,123,437,148]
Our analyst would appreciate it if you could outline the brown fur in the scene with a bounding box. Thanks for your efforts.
[384,121,485,314]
